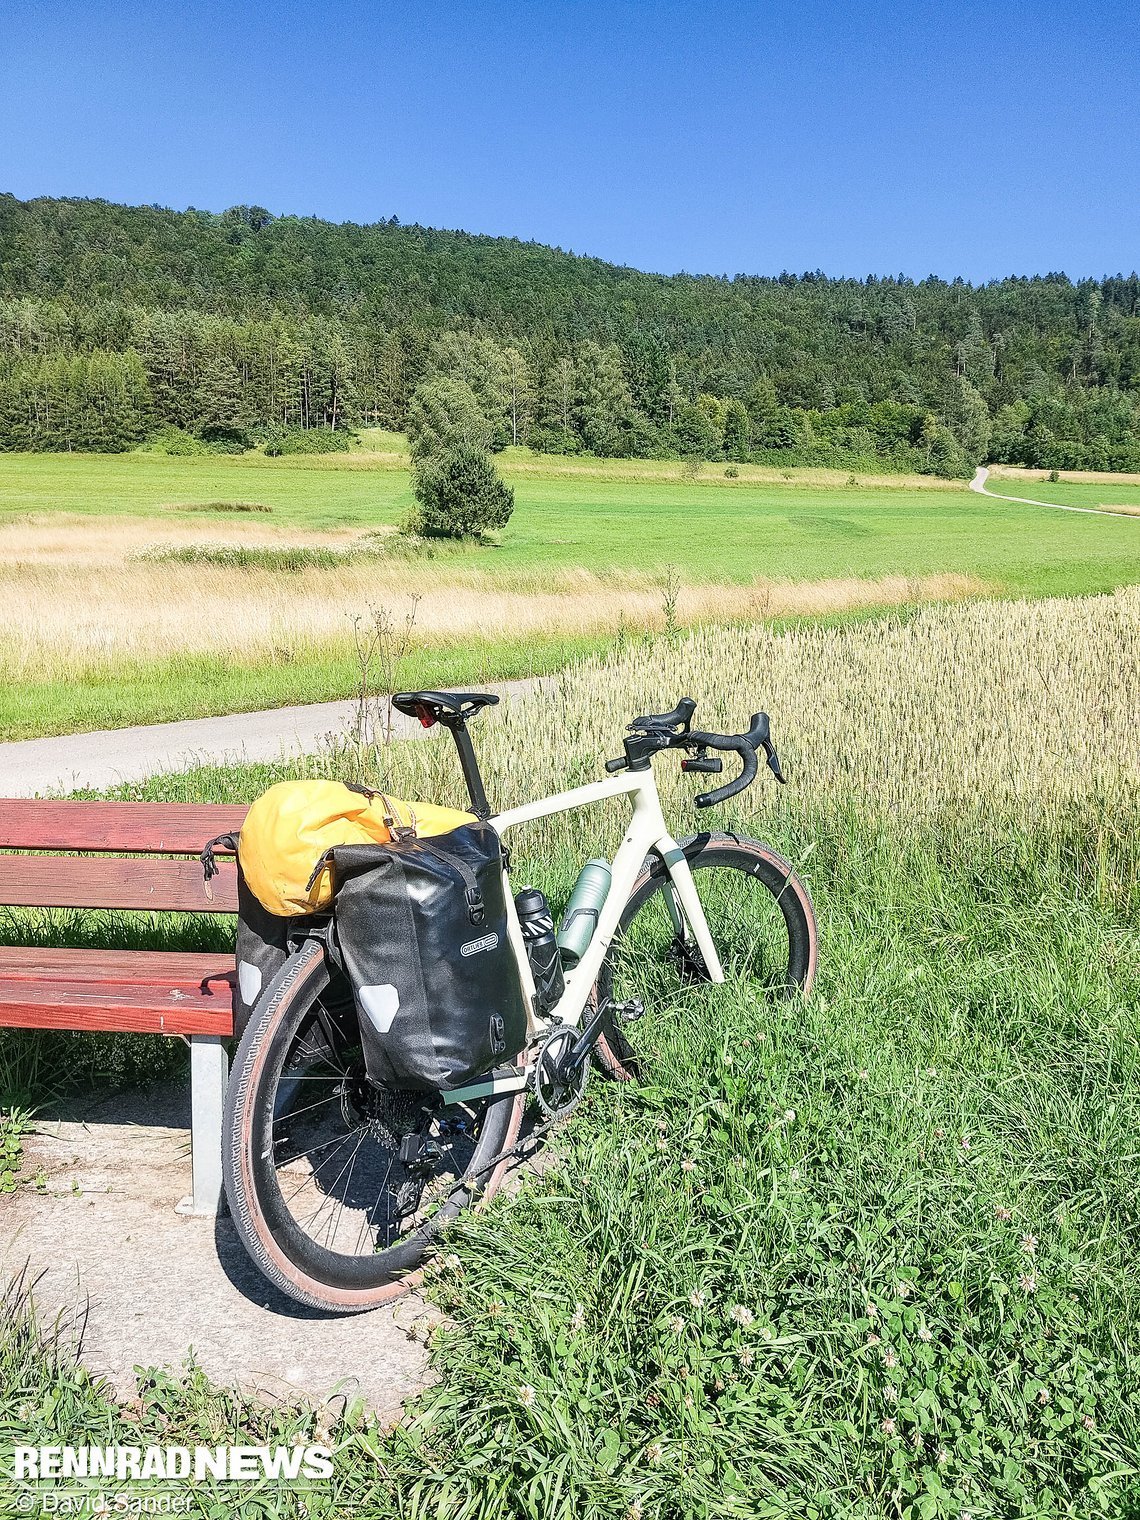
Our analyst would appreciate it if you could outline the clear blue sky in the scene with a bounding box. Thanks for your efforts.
[1,0,1136,282]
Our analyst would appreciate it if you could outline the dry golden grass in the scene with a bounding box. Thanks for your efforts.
[0,508,984,680]
[0,552,984,682]
[1097,504,1140,517]
[0,513,367,567]
[374,586,1140,832]
[989,465,1140,487]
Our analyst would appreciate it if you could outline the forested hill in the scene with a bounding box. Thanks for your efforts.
[2,192,1139,473]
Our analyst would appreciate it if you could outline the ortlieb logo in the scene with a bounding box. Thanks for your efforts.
[461,931,499,957]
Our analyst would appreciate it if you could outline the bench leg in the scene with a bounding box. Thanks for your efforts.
[175,1035,228,1217]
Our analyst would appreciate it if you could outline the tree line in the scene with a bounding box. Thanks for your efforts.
[1,194,1139,474]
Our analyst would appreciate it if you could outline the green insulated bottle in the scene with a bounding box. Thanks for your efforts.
[556,859,612,966]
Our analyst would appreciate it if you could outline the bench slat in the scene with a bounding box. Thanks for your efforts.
[0,855,238,912]
[0,946,234,987]
[0,800,247,854]
[0,975,234,1036]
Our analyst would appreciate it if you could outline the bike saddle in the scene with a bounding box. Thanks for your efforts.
[393,690,500,726]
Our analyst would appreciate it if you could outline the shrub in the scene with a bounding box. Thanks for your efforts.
[263,427,352,456]
[140,426,210,456]
[409,444,515,537]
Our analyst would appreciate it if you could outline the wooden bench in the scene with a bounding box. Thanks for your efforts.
[0,799,247,1216]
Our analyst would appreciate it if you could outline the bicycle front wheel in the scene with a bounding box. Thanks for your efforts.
[594,831,817,1081]
[224,938,524,1313]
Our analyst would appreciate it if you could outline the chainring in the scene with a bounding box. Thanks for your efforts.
[534,1025,589,1120]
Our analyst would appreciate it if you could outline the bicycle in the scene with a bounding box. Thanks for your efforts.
[223,691,818,1311]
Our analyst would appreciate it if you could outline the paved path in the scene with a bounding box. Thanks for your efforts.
[0,678,546,796]
[969,466,1140,520]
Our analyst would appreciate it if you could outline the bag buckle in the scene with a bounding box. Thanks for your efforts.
[465,888,485,925]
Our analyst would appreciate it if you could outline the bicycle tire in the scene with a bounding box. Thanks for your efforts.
[594,832,818,1081]
[223,938,525,1312]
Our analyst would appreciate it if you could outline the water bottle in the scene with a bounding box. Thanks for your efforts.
[515,887,565,1014]
[556,859,612,966]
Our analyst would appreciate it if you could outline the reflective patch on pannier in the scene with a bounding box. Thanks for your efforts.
[237,960,263,1007]
[358,983,401,1033]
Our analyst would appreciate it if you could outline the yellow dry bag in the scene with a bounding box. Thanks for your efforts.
[206,780,474,917]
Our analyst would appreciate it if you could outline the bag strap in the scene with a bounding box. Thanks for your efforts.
[344,780,418,842]
[200,832,239,903]
[413,840,486,925]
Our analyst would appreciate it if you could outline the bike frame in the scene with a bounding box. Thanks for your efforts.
[440,763,724,1103]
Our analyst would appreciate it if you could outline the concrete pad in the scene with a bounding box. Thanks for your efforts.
[2,1084,434,1420]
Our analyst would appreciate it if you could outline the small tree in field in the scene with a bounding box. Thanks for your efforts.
[409,444,515,537]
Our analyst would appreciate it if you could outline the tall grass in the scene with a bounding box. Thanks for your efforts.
[5,589,1140,1516]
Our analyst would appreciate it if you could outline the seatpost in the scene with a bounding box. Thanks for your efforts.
[442,716,492,820]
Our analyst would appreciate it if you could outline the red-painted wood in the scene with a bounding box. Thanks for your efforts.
[0,800,247,854]
[0,973,234,1035]
[0,855,238,912]
[0,946,234,987]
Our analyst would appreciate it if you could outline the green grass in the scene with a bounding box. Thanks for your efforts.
[4,806,1139,1517]
[1,449,1139,593]
[0,633,604,741]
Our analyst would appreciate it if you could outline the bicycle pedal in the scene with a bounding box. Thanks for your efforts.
[614,999,645,1024]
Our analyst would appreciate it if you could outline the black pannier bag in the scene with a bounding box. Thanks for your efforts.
[202,832,343,1042]
[327,820,529,1093]
[200,831,293,1041]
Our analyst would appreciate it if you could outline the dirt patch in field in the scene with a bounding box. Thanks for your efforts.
[0,514,369,567]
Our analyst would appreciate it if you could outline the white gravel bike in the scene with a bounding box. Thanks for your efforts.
[223,692,818,1312]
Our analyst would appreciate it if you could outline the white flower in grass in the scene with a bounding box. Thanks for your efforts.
[994,1204,1012,1220]
[880,1417,896,1436]
[518,1384,537,1408]
[1019,1272,1038,1295]
[918,1326,933,1343]
[927,1066,937,1076]
[688,1290,706,1309]
[681,1158,696,1173]
[732,1154,746,1169]
[959,1136,971,1152]
[896,1280,913,1299]
[1037,1387,1050,1405]
[1021,1233,1038,1256]
[444,1254,461,1271]
[1082,1414,1095,1431]
[569,1303,586,1332]
[684,1393,695,1409]
[884,1385,899,1404]
[627,1501,644,1520]
[784,1109,796,1123]
[866,1333,881,1347]
[738,1346,754,1367]
[858,1069,869,1082]
[645,1441,664,1465]
[789,1168,801,1181]
[936,1446,950,1466]
[668,1315,686,1335]
[882,1348,897,1369]
[866,1301,880,1320]
[729,1304,754,1326]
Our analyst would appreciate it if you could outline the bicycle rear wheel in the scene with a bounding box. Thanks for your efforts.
[224,938,524,1312]
[594,831,817,1081]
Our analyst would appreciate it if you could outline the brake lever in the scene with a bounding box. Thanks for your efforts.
[764,743,787,784]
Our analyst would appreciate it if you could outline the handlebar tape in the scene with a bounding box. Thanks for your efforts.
[694,738,758,808]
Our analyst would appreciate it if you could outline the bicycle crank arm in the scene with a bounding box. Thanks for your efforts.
[555,998,644,1082]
